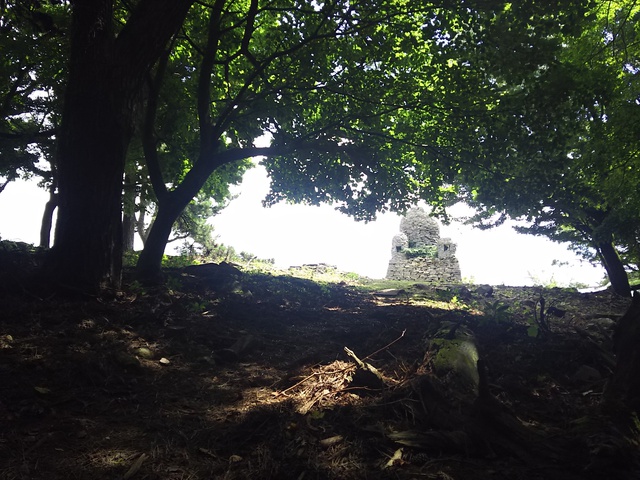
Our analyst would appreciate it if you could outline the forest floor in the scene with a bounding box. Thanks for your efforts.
[0,255,638,479]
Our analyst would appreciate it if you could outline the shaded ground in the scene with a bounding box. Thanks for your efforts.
[0,259,637,479]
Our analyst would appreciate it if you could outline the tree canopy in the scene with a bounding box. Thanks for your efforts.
[0,0,67,193]
[135,0,599,279]
[3,0,638,295]
[446,0,640,295]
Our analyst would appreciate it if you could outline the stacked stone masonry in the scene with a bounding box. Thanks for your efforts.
[386,207,462,283]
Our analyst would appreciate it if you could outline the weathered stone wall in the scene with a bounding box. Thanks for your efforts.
[386,207,462,284]
[386,256,461,283]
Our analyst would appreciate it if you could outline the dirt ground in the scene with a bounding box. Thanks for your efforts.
[0,261,637,479]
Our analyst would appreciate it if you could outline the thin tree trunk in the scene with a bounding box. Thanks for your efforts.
[39,190,58,248]
[135,183,150,246]
[136,200,185,281]
[39,162,58,248]
[122,172,136,251]
[122,213,135,251]
[136,210,150,246]
[135,147,269,281]
[598,241,631,297]
[0,173,16,194]
[136,0,231,281]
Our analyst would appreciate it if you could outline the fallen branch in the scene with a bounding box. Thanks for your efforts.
[362,329,406,361]
[344,346,385,383]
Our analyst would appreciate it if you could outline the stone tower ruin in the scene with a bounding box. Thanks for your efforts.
[386,207,461,283]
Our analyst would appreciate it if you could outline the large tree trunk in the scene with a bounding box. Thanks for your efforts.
[44,0,194,291]
[50,95,127,290]
[598,241,631,297]
[46,0,128,290]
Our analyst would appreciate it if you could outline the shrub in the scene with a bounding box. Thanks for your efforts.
[403,245,438,259]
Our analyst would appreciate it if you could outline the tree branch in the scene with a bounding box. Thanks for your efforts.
[115,0,195,83]
[142,41,174,203]
[198,0,226,155]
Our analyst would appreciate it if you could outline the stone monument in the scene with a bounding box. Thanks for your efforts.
[386,207,461,283]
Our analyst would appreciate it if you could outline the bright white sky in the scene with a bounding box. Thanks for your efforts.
[0,164,606,287]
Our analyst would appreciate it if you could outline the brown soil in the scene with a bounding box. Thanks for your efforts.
[0,262,637,479]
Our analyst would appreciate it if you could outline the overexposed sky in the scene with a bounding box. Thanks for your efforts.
[0,165,606,286]
[210,165,605,286]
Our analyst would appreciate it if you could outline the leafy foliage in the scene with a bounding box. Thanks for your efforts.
[444,0,640,294]
[0,1,68,191]
[482,300,511,324]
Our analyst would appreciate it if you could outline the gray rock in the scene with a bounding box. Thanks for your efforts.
[475,285,494,297]
[454,285,472,301]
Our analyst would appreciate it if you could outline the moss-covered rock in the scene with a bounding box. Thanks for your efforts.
[430,323,479,395]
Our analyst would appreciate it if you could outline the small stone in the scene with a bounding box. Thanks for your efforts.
[159,357,171,365]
